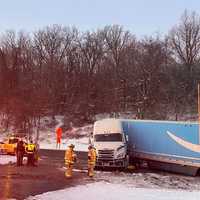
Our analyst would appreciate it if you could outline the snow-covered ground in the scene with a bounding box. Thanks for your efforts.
[38,116,91,152]
[0,155,16,165]
[0,115,91,152]
[1,115,200,199]
[58,167,200,191]
[27,181,200,200]
[40,137,89,152]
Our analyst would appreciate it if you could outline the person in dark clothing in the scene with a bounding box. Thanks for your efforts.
[16,138,25,166]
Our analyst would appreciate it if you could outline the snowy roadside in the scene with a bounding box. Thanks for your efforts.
[59,166,200,191]
[39,137,89,152]
[0,155,16,165]
[38,115,91,152]
[26,181,200,200]
[0,115,91,152]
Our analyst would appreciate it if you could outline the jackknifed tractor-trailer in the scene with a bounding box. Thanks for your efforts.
[93,118,200,176]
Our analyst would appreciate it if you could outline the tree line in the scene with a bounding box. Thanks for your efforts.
[0,10,200,133]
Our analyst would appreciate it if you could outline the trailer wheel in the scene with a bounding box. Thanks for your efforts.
[196,168,200,176]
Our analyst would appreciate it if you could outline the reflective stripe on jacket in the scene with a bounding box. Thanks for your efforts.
[88,148,96,165]
[65,148,76,164]
[26,144,36,154]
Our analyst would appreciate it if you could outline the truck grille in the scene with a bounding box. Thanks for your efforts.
[98,149,114,160]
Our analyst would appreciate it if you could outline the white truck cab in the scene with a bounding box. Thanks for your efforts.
[93,118,129,168]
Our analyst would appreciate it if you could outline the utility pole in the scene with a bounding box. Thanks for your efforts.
[198,83,200,144]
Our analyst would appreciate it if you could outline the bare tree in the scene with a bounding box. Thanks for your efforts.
[76,30,105,119]
[169,10,200,74]
[33,25,78,116]
[135,37,169,118]
[0,30,36,132]
[103,25,132,112]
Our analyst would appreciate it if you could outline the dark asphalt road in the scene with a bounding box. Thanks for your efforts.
[2,150,199,200]
[0,150,90,200]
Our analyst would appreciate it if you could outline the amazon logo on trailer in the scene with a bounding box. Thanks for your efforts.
[167,131,200,153]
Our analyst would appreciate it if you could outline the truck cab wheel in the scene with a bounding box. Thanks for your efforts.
[124,155,129,169]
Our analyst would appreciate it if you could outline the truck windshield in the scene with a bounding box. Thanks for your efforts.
[94,133,122,142]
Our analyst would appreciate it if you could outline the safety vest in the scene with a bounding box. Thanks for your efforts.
[88,148,97,165]
[65,148,76,164]
[26,143,35,154]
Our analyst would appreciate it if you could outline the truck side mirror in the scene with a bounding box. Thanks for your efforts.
[125,135,129,142]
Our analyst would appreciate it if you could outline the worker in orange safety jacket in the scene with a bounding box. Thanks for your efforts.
[88,145,97,177]
[56,127,62,149]
[64,144,76,177]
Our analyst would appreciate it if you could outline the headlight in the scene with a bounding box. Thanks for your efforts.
[115,146,126,159]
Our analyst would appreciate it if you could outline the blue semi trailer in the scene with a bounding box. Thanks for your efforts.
[93,118,200,176]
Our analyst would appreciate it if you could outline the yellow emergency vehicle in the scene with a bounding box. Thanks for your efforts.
[3,136,20,154]
[0,141,6,154]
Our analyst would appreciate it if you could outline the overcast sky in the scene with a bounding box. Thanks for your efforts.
[0,0,200,37]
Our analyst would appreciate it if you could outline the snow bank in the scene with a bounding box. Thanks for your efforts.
[0,155,16,165]
[40,137,89,152]
[27,181,200,200]
[38,115,90,151]
[1,116,90,153]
